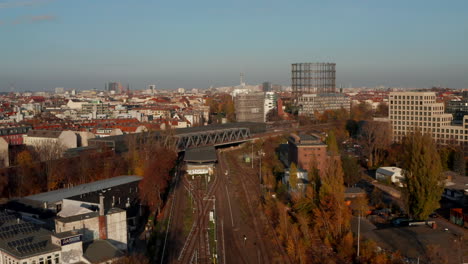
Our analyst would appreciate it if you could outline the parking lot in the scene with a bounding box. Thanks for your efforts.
[352,216,467,264]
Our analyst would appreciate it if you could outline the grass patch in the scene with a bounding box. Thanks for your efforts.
[208,220,216,260]
[183,191,194,237]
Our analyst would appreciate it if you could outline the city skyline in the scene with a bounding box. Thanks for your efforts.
[1,0,468,91]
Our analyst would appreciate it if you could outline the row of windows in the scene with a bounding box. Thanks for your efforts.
[390,110,435,116]
[0,128,29,136]
[390,116,450,122]
[394,135,465,144]
[390,105,443,111]
[393,126,467,135]
[2,253,59,264]
[392,121,451,128]
[390,95,435,101]
[394,131,468,141]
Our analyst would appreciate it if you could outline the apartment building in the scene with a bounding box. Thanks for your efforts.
[297,93,350,117]
[389,91,468,144]
[446,91,468,123]
[235,92,265,122]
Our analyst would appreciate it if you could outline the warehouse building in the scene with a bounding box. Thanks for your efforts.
[0,211,125,264]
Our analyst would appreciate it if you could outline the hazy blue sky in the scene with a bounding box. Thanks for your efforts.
[1,0,467,91]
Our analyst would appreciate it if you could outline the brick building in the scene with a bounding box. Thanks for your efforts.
[288,133,327,172]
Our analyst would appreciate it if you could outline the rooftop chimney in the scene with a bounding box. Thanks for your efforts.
[99,195,105,216]
[98,194,107,239]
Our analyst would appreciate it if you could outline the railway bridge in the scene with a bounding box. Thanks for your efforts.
[87,122,266,153]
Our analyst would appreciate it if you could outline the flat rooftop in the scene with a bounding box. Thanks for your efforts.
[184,146,217,163]
[21,175,142,205]
[0,212,60,259]
[288,133,326,146]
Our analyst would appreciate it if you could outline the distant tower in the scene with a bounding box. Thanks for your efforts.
[292,62,336,97]
[240,73,246,88]
[262,82,271,92]
[8,83,15,93]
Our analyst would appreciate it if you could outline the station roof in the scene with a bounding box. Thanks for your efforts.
[21,175,142,205]
[184,146,217,163]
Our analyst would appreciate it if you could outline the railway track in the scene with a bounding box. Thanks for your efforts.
[178,159,221,263]
[224,150,291,264]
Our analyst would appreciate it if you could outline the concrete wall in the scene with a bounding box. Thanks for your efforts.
[106,210,128,250]
[59,131,78,149]
[0,137,8,167]
[76,131,96,147]
[56,217,100,243]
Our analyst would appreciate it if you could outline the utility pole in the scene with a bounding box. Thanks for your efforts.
[251,144,254,168]
[357,212,361,258]
[258,150,265,183]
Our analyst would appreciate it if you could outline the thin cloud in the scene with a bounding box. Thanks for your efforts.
[30,15,55,22]
[0,0,53,9]
[12,14,57,24]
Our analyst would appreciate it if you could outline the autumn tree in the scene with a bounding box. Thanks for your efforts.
[359,121,391,168]
[46,158,69,190]
[350,102,373,121]
[139,143,177,214]
[401,131,444,220]
[453,146,465,176]
[345,119,359,138]
[114,254,150,264]
[15,150,42,196]
[308,156,321,203]
[289,163,298,190]
[314,156,350,248]
[326,130,339,155]
[266,108,282,122]
[375,102,389,117]
[205,93,236,122]
[30,142,66,162]
[341,154,361,186]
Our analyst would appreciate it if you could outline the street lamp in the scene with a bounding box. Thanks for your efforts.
[258,150,265,183]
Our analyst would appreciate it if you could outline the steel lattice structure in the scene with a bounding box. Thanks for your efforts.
[174,127,251,150]
[292,62,336,97]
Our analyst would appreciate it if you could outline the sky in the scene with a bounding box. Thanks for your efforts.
[1,0,467,91]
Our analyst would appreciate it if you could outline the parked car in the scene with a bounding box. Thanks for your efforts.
[429,212,438,218]
[392,217,410,227]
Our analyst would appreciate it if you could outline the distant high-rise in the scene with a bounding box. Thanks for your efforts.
[292,63,336,97]
[55,87,64,94]
[262,82,271,92]
[235,93,264,122]
[107,82,119,92]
